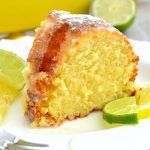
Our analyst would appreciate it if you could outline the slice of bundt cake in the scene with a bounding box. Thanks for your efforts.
[24,10,139,127]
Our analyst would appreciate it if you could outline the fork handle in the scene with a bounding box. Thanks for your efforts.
[16,139,49,147]
[7,144,34,150]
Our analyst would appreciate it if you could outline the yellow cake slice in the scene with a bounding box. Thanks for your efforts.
[24,11,139,127]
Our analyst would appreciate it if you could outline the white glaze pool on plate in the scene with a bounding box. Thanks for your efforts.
[0,37,150,150]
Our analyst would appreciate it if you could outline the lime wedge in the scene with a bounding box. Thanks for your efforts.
[0,49,26,90]
[91,0,136,31]
[103,97,138,124]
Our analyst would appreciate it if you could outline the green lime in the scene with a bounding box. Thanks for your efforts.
[0,49,26,90]
[91,0,136,31]
[133,0,138,3]
[103,97,138,124]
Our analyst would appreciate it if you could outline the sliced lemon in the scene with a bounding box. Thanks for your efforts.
[135,85,150,119]
[138,105,150,119]
[0,49,26,123]
[0,103,9,123]
[135,85,150,105]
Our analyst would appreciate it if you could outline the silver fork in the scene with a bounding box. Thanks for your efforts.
[0,130,49,150]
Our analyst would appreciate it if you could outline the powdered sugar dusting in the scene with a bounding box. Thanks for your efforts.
[48,10,116,33]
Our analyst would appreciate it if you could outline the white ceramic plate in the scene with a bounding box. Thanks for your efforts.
[0,36,150,150]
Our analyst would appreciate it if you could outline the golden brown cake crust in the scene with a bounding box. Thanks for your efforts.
[26,11,139,126]
[28,11,115,72]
